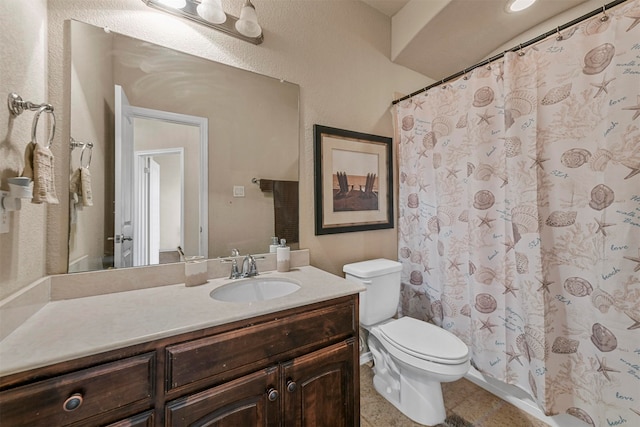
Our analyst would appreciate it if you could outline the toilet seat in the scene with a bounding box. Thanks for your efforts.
[377,317,469,365]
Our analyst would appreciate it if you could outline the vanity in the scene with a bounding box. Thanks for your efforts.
[0,258,364,426]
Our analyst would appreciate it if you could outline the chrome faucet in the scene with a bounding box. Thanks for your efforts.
[229,258,242,279]
[241,255,259,278]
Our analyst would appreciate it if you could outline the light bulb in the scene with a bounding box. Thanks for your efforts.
[506,0,536,13]
[235,0,262,38]
[197,0,226,24]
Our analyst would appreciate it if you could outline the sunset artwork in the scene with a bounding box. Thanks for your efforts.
[332,149,379,212]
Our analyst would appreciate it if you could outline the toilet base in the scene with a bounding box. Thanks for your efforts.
[371,364,446,426]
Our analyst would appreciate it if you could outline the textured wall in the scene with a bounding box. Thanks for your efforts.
[0,0,48,300]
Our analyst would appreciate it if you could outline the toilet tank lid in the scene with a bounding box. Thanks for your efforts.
[343,258,402,278]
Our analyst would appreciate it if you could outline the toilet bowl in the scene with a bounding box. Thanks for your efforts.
[343,259,470,426]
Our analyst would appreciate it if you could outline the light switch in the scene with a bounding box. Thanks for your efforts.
[233,186,245,198]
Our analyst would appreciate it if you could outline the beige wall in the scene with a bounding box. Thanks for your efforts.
[0,0,48,299]
[2,0,429,299]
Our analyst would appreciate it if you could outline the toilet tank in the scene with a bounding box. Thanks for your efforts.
[343,259,402,326]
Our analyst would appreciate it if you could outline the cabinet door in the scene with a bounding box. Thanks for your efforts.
[282,339,357,427]
[165,367,280,427]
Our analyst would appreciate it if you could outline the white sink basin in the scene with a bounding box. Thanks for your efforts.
[210,277,301,302]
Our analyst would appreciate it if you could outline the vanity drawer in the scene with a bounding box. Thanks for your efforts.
[166,300,356,391]
[0,353,155,427]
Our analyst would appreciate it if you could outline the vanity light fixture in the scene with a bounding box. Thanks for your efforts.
[142,0,263,44]
[506,0,536,13]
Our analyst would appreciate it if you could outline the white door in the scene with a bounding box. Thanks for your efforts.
[114,85,134,268]
[149,158,161,265]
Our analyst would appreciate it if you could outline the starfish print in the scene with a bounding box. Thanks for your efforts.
[625,11,640,32]
[590,75,615,98]
[503,238,515,253]
[418,147,429,159]
[625,310,640,330]
[596,356,620,381]
[537,278,554,293]
[477,110,495,125]
[594,217,615,237]
[503,282,519,297]
[423,264,433,275]
[529,155,550,170]
[623,95,640,121]
[423,230,433,241]
[413,98,425,110]
[405,134,415,144]
[624,252,640,273]
[448,258,462,271]
[623,162,640,180]
[446,168,461,178]
[505,345,523,366]
[419,182,430,192]
[480,317,498,334]
[499,175,508,188]
[478,214,496,228]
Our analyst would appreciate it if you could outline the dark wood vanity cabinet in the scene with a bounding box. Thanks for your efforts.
[0,295,359,427]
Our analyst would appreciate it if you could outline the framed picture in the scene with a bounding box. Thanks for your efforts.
[314,124,393,235]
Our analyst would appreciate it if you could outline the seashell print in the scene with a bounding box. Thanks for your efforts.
[515,252,529,274]
[541,83,572,105]
[410,270,423,285]
[552,336,579,354]
[468,261,477,275]
[566,408,595,427]
[456,113,468,129]
[407,193,420,209]
[410,252,423,264]
[437,206,455,226]
[474,163,495,181]
[402,115,415,131]
[511,205,539,234]
[476,266,498,285]
[512,223,522,244]
[423,131,437,149]
[467,162,475,177]
[591,288,615,313]
[460,304,472,317]
[561,148,591,168]
[432,152,442,169]
[504,90,535,118]
[431,300,444,322]
[518,326,546,361]
[563,277,593,297]
[473,190,495,210]
[545,210,577,227]
[442,295,458,317]
[589,148,613,171]
[502,137,522,158]
[400,172,407,183]
[583,43,615,75]
[529,372,538,399]
[432,116,452,137]
[400,247,411,259]
[584,16,610,36]
[473,86,495,107]
[589,184,614,210]
[427,216,441,234]
[590,323,617,352]
[458,209,469,223]
[405,173,419,186]
[474,293,497,313]
[504,110,516,129]
[437,240,445,256]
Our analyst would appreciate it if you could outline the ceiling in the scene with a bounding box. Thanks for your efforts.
[361,0,592,80]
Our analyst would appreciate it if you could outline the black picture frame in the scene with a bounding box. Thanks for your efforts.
[313,124,393,235]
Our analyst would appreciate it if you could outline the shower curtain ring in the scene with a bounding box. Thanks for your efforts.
[556,27,563,41]
[517,44,525,57]
[600,5,609,22]
[463,69,469,80]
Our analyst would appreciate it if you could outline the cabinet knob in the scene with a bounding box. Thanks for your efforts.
[286,380,297,393]
[63,393,84,412]
[267,388,279,402]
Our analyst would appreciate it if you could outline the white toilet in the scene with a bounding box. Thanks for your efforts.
[343,259,470,426]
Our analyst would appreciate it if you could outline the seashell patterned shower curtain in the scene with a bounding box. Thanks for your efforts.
[394,1,640,425]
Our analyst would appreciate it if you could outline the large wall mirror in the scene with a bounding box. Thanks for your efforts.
[68,20,299,273]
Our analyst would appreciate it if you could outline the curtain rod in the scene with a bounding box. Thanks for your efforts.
[391,0,630,105]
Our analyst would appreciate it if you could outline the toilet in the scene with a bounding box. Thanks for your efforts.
[343,259,470,426]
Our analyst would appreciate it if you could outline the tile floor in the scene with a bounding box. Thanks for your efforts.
[360,362,550,427]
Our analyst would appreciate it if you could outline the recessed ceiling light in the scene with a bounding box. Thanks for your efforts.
[506,0,537,13]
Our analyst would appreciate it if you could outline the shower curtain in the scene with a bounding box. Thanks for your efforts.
[394,1,640,425]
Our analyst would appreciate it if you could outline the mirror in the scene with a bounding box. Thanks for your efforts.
[68,20,299,273]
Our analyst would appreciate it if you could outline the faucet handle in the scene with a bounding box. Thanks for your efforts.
[231,248,240,256]
[229,259,241,279]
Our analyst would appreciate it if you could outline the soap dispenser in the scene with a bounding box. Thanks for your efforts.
[276,238,290,272]
[269,236,279,253]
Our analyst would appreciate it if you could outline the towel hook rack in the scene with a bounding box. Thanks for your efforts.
[8,92,56,148]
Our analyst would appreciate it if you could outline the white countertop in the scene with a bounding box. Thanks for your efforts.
[0,266,364,377]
